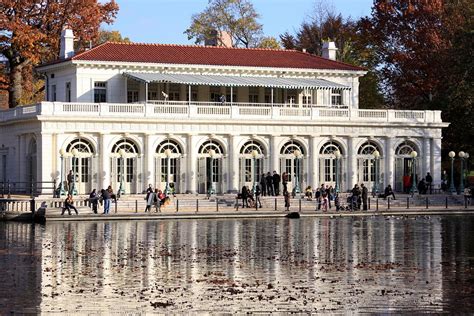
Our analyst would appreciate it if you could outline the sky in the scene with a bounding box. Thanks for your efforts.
[103,0,374,45]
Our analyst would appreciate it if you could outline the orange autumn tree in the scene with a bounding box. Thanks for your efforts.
[0,0,119,108]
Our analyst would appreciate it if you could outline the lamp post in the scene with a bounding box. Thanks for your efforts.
[293,149,301,194]
[208,149,216,196]
[58,149,66,196]
[334,150,341,193]
[164,148,172,195]
[373,150,380,195]
[449,151,456,194]
[465,153,470,190]
[410,151,418,194]
[459,151,465,192]
[71,148,79,195]
[118,149,126,196]
[251,149,258,195]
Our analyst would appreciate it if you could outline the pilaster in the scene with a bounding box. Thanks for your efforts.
[422,137,431,179]
[309,136,319,187]
[385,137,394,188]
[228,134,239,193]
[347,136,357,189]
[186,133,197,193]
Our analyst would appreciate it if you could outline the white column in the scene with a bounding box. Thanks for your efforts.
[99,133,109,190]
[309,136,318,187]
[38,132,53,194]
[270,135,279,172]
[144,133,154,187]
[229,134,239,193]
[187,134,197,193]
[422,137,431,180]
[385,137,394,188]
[347,137,357,189]
[432,138,442,187]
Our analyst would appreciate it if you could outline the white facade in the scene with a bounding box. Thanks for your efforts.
[0,41,448,195]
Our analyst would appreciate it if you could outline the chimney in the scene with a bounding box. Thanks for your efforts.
[60,28,75,59]
[204,30,233,48]
[322,41,338,60]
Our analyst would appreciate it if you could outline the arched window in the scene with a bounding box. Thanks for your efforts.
[396,142,417,156]
[358,141,381,156]
[199,140,224,156]
[319,141,344,155]
[111,138,140,155]
[280,140,305,156]
[240,140,265,156]
[319,141,344,185]
[66,138,94,155]
[156,139,183,156]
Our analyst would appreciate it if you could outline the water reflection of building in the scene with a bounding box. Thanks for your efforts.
[33,218,451,312]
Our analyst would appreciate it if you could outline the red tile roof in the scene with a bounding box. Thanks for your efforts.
[64,42,364,71]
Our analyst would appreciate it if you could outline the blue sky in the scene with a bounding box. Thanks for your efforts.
[103,0,374,44]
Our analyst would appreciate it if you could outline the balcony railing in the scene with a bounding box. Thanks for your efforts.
[0,101,443,124]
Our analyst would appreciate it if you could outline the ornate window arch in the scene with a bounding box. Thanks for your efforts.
[396,141,417,156]
[358,141,381,156]
[240,140,265,157]
[280,140,305,156]
[319,141,344,156]
[66,138,95,156]
[156,139,183,157]
[199,140,224,156]
[111,138,140,156]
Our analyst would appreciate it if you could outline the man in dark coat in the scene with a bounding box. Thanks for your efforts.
[260,174,267,197]
[361,183,368,211]
[425,172,433,194]
[266,172,274,196]
[273,171,281,196]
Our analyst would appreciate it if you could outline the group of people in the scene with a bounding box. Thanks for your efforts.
[61,185,117,215]
[258,171,288,196]
[144,184,170,213]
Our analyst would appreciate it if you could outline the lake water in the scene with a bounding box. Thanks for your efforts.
[1,216,474,313]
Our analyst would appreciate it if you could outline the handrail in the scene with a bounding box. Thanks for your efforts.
[0,102,444,124]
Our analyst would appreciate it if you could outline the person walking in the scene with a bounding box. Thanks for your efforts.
[101,188,111,214]
[361,183,368,211]
[273,171,281,196]
[89,189,99,214]
[62,194,78,215]
[266,172,274,196]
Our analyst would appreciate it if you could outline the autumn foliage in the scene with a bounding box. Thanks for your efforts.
[0,0,119,108]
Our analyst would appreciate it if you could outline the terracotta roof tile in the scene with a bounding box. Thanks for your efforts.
[65,42,364,71]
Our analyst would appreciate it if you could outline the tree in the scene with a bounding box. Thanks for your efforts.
[95,29,131,46]
[360,0,473,156]
[185,0,263,48]
[280,2,385,109]
[257,37,281,49]
[0,0,119,108]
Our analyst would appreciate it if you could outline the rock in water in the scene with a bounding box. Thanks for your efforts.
[285,212,300,219]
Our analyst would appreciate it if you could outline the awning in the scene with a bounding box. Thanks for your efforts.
[122,72,350,90]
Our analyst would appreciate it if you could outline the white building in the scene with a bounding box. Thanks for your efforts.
[0,30,448,195]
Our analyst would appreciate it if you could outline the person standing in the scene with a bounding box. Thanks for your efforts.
[361,183,368,211]
[255,184,262,208]
[284,190,290,211]
[259,174,267,197]
[241,186,249,208]
[67,170,74,193]
[273,171,281,196]
[101,188,111,214]
[146,184,153,194]
[266,172,274,196]
[282,172,289,194]
[144,189,156,212]
[89,189,99,214]
[425,172,433,194]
